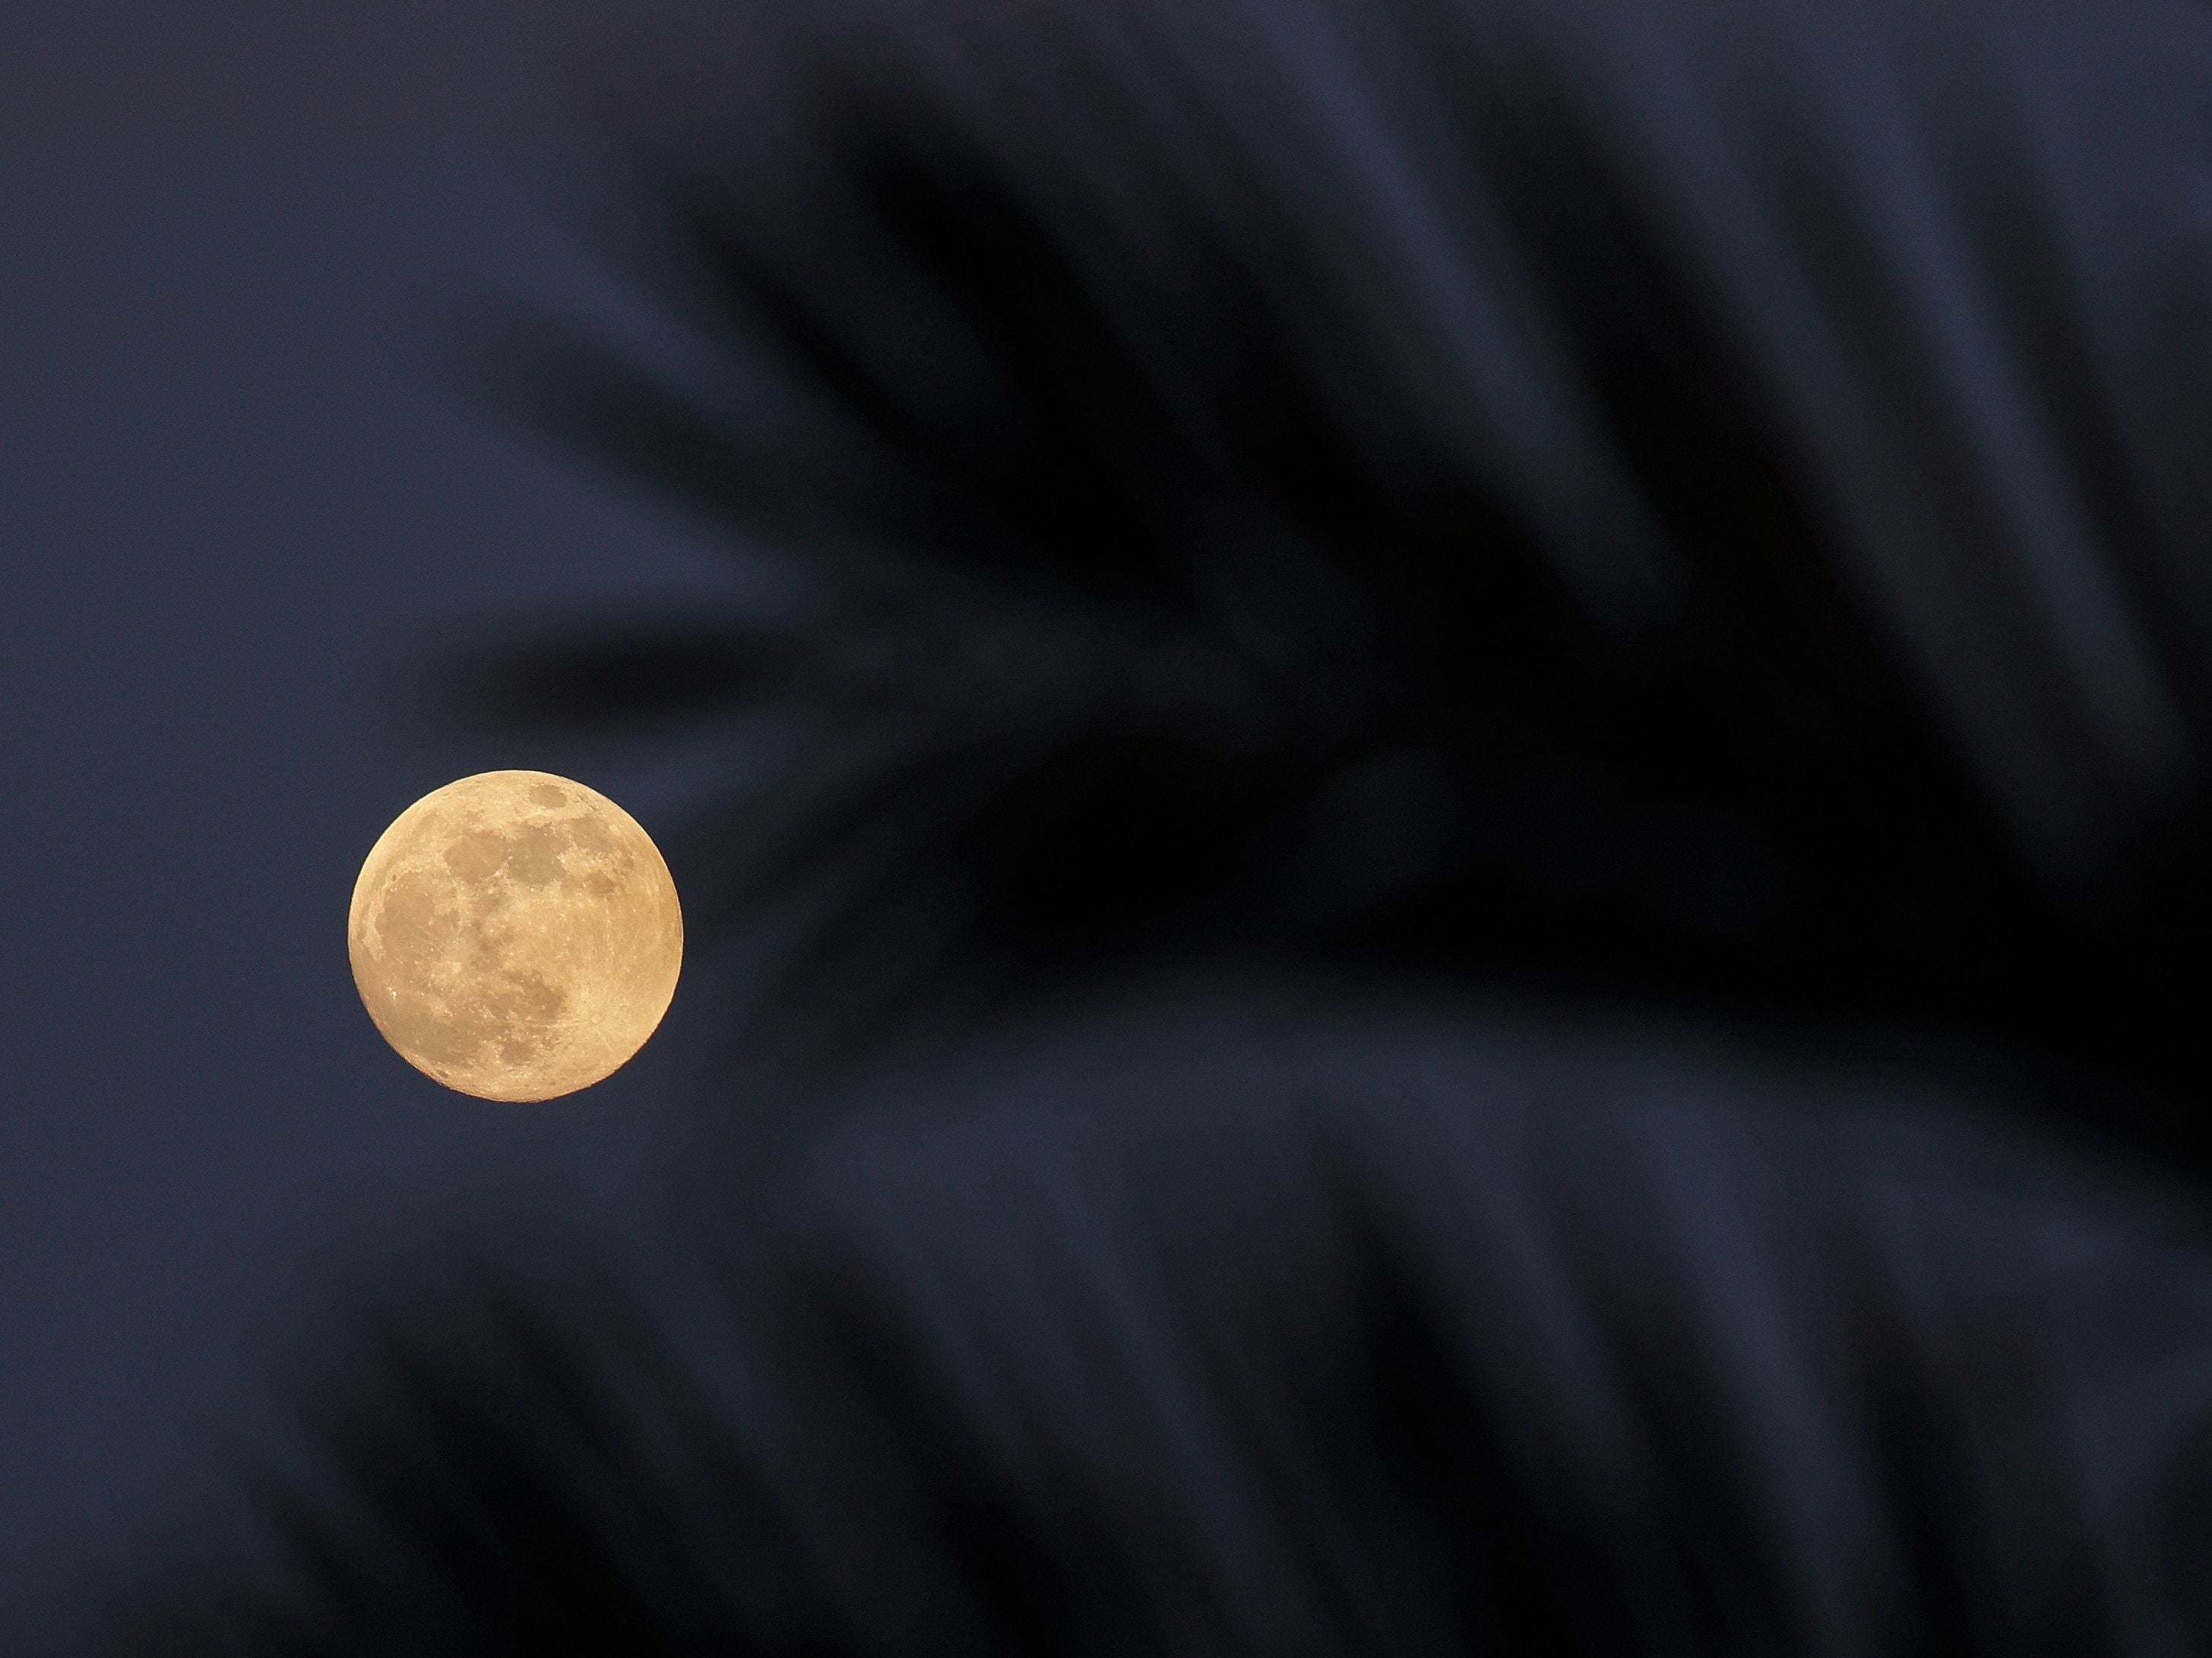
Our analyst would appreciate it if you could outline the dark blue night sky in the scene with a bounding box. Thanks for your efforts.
[0,5,730,1633]
[9,1,2212,1650]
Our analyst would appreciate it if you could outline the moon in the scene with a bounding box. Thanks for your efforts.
[348,771,683,1101]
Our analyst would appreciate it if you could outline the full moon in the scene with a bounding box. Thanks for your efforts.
[348,771,683,1101]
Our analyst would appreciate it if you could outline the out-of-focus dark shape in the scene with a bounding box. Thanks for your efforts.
[461,0,2212,1138]
[97,998,2212,1653]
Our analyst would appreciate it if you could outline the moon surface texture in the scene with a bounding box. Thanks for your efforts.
[349,771,683,1101]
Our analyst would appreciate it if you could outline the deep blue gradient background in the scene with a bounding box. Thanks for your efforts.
[9,2,2212,1648]
[0,5,723,1634]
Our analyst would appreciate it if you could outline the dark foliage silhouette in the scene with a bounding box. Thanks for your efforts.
[102,999,2212,1653]
[448,0,2212,1131]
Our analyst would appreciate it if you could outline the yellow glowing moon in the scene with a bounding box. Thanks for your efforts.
[348,770,682,1101]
